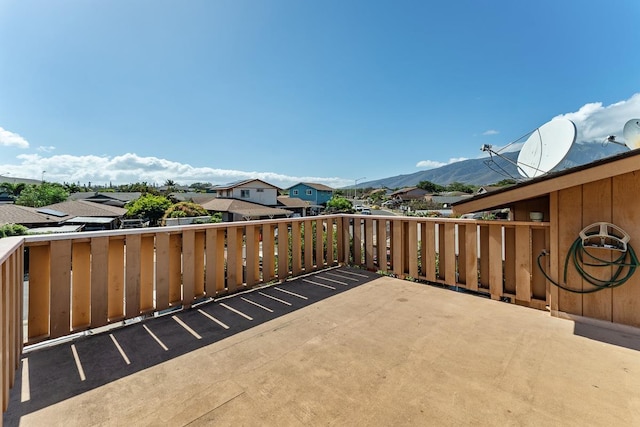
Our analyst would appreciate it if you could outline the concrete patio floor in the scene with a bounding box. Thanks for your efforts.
[4,267,640,426]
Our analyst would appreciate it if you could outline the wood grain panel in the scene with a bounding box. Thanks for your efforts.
[514,226,531,302]
[376,219,387,271]
[365,218,374,270]
[464,223,478,291]
[408,221,418,279]
[291,221,302,276]
[140,235,155,313]
[314,219,324,269]
[71,241,91,330]
[304,220,314,272]
[50,240,71,338]
[90,237,109,328]
[125,234,142,318]
[581,179,612,321]
[612,172,640,327]
[262,224,275,282]
[194,231,206,298]
[168,234,182,305]
[182,229,195,308]
[28,245,51,340]
[108,239,125,321]
[154,233,170,310]
[422,221,436,282]
[488,224,503,299]
[444,222,456,286]
[557,186,583,315]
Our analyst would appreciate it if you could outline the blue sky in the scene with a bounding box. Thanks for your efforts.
[1,0,639,188]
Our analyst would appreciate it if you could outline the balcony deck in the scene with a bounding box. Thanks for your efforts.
[4,267,640,426]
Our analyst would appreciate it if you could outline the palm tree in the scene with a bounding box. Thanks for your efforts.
[0,182,26,198]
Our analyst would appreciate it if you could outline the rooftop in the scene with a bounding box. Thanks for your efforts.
[5,267,640,426]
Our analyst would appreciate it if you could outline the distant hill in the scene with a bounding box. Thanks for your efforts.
[357,143,628,189]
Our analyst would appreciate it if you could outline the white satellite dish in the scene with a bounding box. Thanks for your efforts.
[623,119,640,149]
[516,118,576,178]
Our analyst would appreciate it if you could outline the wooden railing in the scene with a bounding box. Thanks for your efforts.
[1,237,23,417]
[1,214,549,418]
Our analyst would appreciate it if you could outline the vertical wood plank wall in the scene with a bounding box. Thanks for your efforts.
[552,173,640,327]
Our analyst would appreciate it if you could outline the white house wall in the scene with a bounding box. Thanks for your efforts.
[232,184,278,205]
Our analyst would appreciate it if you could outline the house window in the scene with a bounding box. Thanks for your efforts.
[257,188,264,192]
[292,190,299,195]
[306,189,312,195]
[241,189,250,198]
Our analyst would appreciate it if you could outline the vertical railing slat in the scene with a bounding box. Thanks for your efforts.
[515,225,532,302]
[182,229,195,308]
[140,235,155,313]
[108,238,125,321]
[168,234,182,306]
[72,242,91,330]
[28,245,50,341]
[444,222,456,286]
[304,220,314,273]
[125,234,142,318]
[50,240,72,339]
[488,224,503,300]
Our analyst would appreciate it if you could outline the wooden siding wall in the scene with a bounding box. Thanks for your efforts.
[550,172,640,327]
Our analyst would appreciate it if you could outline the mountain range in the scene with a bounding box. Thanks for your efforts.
[358,143,629,189]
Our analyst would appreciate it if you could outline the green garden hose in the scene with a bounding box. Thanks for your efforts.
[537,238,640,294]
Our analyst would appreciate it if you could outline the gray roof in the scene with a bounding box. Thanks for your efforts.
[210,179,281,191]
[287,182,335,192]
[43,200,127,217]
[0,204,62,226]
[277,196,309,208]
[201,198,292,218]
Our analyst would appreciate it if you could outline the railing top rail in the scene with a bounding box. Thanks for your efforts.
[0,235,24,264]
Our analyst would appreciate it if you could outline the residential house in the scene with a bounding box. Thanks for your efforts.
[286,183,334,206]
[201,198,292,222]
[68,192,142,207]
[389,187,429,202]
[209,179,279,206]
[44,200,127,230]
[277,196,309,217]
[201,179,294,221]
[0,204,62,229]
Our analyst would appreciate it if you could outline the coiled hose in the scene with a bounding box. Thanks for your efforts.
[537,238,640,294]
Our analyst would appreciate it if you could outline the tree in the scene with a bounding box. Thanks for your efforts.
[0,182,26,198]
[125,194,172,226]
[0,224,28,238]
[326,196,353,212]
[15,183,69,207]
[445,181,475,194]
[163,201,209,219]
[417,180,444,193]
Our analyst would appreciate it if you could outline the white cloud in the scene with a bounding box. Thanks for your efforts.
[0,127,29,148]
[1,152,352,188]
[483,129,499,136]
[554,93,640,144]
[416,157,467,169]
[37,145,56,153]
